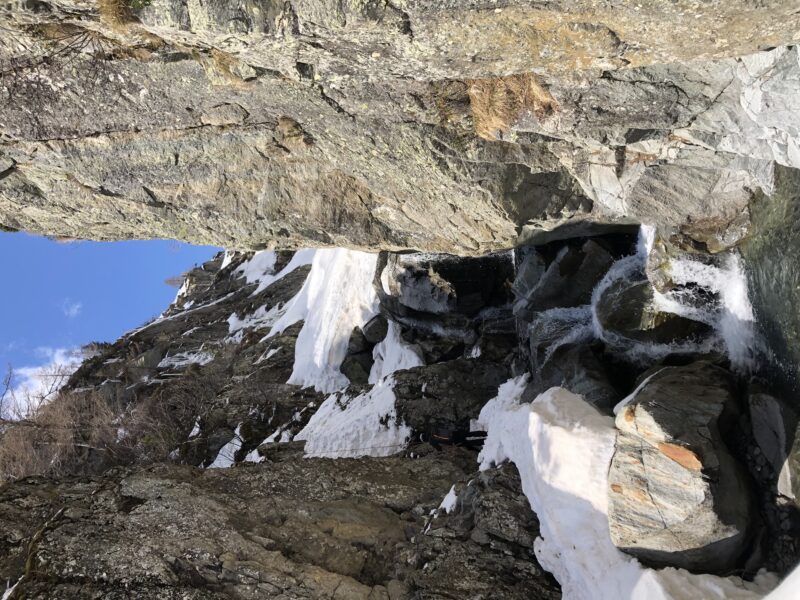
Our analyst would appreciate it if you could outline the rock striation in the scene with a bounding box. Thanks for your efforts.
[0,3,799,253]
[608,363,754,573]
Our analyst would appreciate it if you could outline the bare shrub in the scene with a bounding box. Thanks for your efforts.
[0,391,118,482]
[0,22,120,113]
[467,73,558,141]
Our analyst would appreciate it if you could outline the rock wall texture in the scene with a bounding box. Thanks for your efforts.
[0,1,799,253]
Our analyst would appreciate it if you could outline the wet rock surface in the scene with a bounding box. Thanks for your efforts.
[514,240,614,318]
[595,277,713,346]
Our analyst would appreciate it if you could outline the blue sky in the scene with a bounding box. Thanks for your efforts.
[0,232,219,375]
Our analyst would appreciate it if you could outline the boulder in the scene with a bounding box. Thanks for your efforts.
[515,240,614,321]
[362,315,389,344]
[527,307,594,369]
[748,386,799,501]
[595,277,713,346]
[537,343,619,412]
[347,326,371,355]
[608,362,754,573]
[511,248,546,300]
[341,351,374,385]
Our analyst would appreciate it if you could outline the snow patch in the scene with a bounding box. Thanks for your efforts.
[268,249,380,393]
[478,383,779,600]
[220,250,235,270]
[227,303,285,343]
[207,425,242,469]
[236,249,316,296]
[439,485,458,514]
[295,377,410,458]
[369,321,424,383]
[158,350,214,370]
[255,346,281,364]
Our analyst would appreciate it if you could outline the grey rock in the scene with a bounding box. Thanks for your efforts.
[608,362,754,573]
[538,343,619,412]
[516,239,614,318]
[362,315,389,345]
[0,442,561,599]
[414,463,559,599]
[378,251,514,321]
[742,166,800,401]
[511,248,546,300]
[394,358,511,433]
[347,326,371,355]
[340,351,374,385]
[748,386,798,499]
[595,276,713,346]
[3,5,797,254]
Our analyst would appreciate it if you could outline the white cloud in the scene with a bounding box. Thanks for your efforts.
[61,299,82,318]
[1,347,84,419]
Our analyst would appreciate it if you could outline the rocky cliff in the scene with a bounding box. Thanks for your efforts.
[0,238,798,598]
[1,1,799,253]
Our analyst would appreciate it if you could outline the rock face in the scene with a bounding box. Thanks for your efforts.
[1,0,800,594]
[514,240,614,319]
[608,362,754,573]
[0,450,560,599]
[0,4,799,253]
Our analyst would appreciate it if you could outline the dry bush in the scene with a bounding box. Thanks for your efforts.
[0,391,118,482]
[0,23,120,112]
[0,349,227,481]
[430,79,472,125]
[116,359,228,464]
[98,0,133,28]
[467,73,558,141]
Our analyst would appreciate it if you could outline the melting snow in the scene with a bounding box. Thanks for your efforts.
[295,376,410,458]
[438,485,458,514]
[369,321,424,383]
[207,425,242,469]
[477,381,779,600]
[267,248,380,393]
